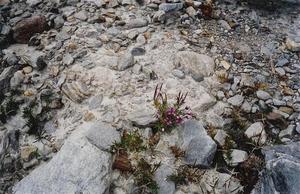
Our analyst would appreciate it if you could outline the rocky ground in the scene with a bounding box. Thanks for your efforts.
[0,0,300,193]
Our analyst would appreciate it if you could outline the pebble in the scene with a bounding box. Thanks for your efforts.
[244,122,267,145]
[224,149,248,167]
[159,3,183,13]
[74,11,88,21]
[227,95,244,107]
[256,90,272,100]
[172,69,185,79]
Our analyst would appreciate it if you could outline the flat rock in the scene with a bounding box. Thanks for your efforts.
[244,122,267,145]
[228,95,244,106]
[154,164,175,194]
[13,125,116,194]
[224,149,248,167]
[174,51,215,79]
[127,107,156,127]
[159,3,183,13]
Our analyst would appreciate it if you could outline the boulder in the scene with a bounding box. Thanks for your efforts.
[13,123,119,194]
[13,16,48,44]
[251,142,300,194]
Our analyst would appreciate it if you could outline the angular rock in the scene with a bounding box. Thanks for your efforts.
[174,51,215,78]
[252,142,300,194]
[224,149,248,167]
[228,95,244,107]
[0,66,16,93]
[20,146,38,162]
[214,129,228,147]
[13,126,115,194]
[61,81,91,103]
[244,122,267,145]
[127,107,156,127]
[126,19,148,29]
[159,3,183,13]
[13,16,48,44]
[154,164,175,194]
[256,90,271,100]
[179,120,217,167]
[117,53,134,71]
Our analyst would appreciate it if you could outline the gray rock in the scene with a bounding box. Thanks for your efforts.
[186,6,197,18]
[62,54,74,66]
[276,58,289,67]
[180,120,217,167]
[0,66,16,92]
[54,16,65,29]
[244,122,267,145]
[126,19,148,29]
[13,125,115,194]
[174,51,215,78]
[82,0,105,7]
[117,53,134,71]
[224,149,248,167]
[159,3,183,13]
[214,130,228,147]
[256,90,271,100]
[218,20,231,31]
[85,121,120,151]
[172,69,185,79]
[252,142,300,194]
[127,107,156,127]
[227,95,244,107]
[74,11,88,21]
[153,10,166,23]
[279,125,295,139]
[275,67,285,76]
[10,71,25,88]
[88,94,103,110]
[154,165,175,194]
[296,123,300,134]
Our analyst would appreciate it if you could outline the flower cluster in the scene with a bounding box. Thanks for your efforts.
[153,84,194,132]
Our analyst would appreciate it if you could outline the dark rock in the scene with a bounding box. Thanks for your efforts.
[252,142,300,194]
[36,56,47,70]
[131,47,145,56]
[13,16,48,44]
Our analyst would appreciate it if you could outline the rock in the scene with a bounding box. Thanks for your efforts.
[36,56,47,70]
[0,66,16,92]
[131,47,145,56]
[54,16,65,29]
[126,19,148,29]
[172,69,185,79]
[22,66,33,74]
[286,37,300,52]
[174,51,215,78]
[256,90,271,100]
[218,20,231,31]
[227,95,244,107]
[154,164,175,194]
[224,149,248,167]
[20,146,38,162]
[279,125,295,139]
[296,123,300,134]
[13,125,115,194]
[244,122,267,145]
[276,58,289,67]
[127,107,156,127]
[61,81,90,103]
[186,6,197,18]
[179,120,217,167]
[89,94,103,110]
[10,71,25,88]
[62,54,74,66]
[0,130,19,170]
[153,10,166,23]
[159,3,183,13]
[117,53,134,71]
[23,158,39,169]
[26,0,42,6]
[214,129,228,147]
[74,11,88,21]
[252,142,300,194]
[275,67,285,76]
[13,16,48,44]
[85,122,120,150]
[82,0,105,7]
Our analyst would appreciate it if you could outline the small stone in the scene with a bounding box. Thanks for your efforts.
[23,158,39,169]
[10,71,25,88]
[159,3,183,12]
[224,149,248,167]
[153,10,166,22]
[276,58,289,67]
[286,37,300,52]
[220,60,231,70]
[275,67,285,76]
[241,101,252,113]
[126,18,148,29]
[117,53,134,71]
[279,125,295,139]
[154,165,175,194]
[83,112,95,122]
[296,123,300,134]
[74,11,88,21]
[279,106,294,115]
[23,66,33,74]
[131,47,145,56]
[36,56,47,70]
[172,69,185,79]
[127,107,156,127]
[54,16,65,29]
[20,146,38,162]
[273,99,286,106]
[89,94,103,110]
[228,95,244,107]
[244,122,267,145]
[219,20,231,31]
[256,90,271,100]
[63,54,74,66]
[186,6,196,18]
[214,130,228,147]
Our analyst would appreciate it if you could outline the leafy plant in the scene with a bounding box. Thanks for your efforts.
[0,97,20,123]
[167,165,204,187]
[153,84,193,132]
[22,106,44,138]
[111,130,146,153]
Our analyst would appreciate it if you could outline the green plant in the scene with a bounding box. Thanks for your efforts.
[0,97,20,123]
[133,158,160,194]
[167,165,204,187]
[22,106,44,138]
[111,130,146,153]
[153,84,193,132]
